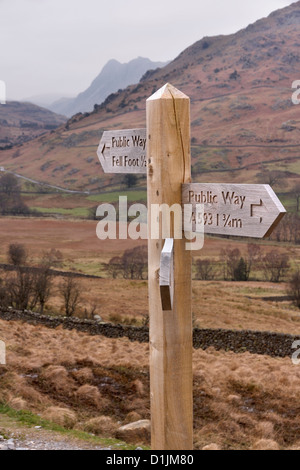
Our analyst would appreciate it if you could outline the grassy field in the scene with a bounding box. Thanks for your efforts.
[0,216,300,449]
[0,216,299,333]
[1,317,300,449]
[21,187,147,219]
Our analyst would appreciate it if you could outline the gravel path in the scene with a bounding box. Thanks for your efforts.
[0,430,113,451]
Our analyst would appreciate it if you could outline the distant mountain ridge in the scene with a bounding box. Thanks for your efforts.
[0,1,300,191]
[49,57,169,117]
[0,101,66,149]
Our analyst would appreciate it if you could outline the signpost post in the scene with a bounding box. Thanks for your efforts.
[147,84,193,450]
[97,82,286,451]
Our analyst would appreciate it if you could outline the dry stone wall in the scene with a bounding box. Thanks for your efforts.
[0,309,298,359]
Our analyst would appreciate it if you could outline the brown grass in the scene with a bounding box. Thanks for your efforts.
[82,415,118,437]
[75,385,105,409]
[41,406,77,429]
[251,439,280,451]
[0,217,299,334]
[2,317,300,448]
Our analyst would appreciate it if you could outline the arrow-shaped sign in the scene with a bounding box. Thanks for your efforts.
[97,128,147,174]
[182,183,286,238]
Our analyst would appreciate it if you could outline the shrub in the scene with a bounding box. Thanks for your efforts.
[7,243,27,266]
[233,258,248,282]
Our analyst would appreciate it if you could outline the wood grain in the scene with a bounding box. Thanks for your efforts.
[147,83,193,450]
[97,128,147,174]
[182,183,286,238]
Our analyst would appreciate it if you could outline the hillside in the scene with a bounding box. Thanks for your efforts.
[2,314,300,450]
[0,1,300,191]
[0,102,66,150]
[49,57,168,117]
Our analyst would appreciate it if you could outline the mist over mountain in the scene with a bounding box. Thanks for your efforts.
[23,93,74,109]
[49,57,169,117]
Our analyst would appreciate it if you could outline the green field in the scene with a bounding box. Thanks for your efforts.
[87,190,147,204]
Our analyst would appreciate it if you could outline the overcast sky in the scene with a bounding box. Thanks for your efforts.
[0,0,294,101]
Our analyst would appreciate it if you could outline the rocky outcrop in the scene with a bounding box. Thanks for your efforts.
[115,420,151,445]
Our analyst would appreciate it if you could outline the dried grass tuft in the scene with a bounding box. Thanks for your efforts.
[202,444,221,451]
[75,384,105,409]
[41,365,76,394]
[42,406,77,429]
[131,380,145,397]
[252,439,280,450]
[256,421,274,439]
[7,396,27,411]
[72,368,94,384]
[82,415,118,437]
[124,411,142,424]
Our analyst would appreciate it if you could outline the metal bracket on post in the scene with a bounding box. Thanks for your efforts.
[159,238,174,311]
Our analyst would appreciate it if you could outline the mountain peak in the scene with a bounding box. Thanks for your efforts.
[50,57,169,117]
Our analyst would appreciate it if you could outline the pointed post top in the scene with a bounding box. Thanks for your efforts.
[147,83,189,101]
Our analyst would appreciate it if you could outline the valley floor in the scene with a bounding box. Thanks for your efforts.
[1,317,300,450]
[0,216,299,449]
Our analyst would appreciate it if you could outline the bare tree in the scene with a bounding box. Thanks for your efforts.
[0,173,19,195]
[245,243,262,280]
[108,246,148,280]
[288,270,300,308]
[271,213,300,244]
[88,302,98,318]
[293,182,300,213]
[107,256,123,279]
[262,250,290,283]
[220,248,241,280]
[258,169,284,189]
[0,174,29,215]
[6,269,34,310]
[195,258,215,280]
[60,276,82,317]
[0,278,9,308]
[7,243,27,266]
[32,266,53,314]
[122,246,148,280]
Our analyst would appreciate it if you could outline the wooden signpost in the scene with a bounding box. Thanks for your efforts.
[97,128,147,174]
[97,83,286,451]
[182,183,285,239]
